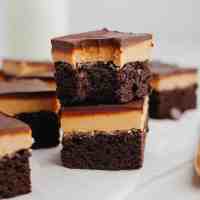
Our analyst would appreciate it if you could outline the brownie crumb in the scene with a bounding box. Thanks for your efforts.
[61,130,145,170]
[55,61,151,106]
[0,150,31,198]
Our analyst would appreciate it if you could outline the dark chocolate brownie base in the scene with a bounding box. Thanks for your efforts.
[61,130,145,170]
[149,84,197,119]
[55,61,151,106]
[16,111,60,149]
[0,150,31,198]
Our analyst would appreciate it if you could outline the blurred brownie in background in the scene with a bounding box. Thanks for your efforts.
[0,112,32,198]
[149,61,198,119]
[51,28,153,106]
[1,59,56,90]
[0,79,60,149]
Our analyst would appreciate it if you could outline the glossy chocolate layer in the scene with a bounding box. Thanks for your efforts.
[51,28,153,51]
[0,112,30,135]
[61,98,145,115]
[0,79,55,96]
[150,61,197,77]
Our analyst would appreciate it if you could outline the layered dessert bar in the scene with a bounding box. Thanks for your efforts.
[1,59,56,90]
[51,28,153,106]
[149,61,198,119]
[0,112,32,198]
[0,79,60,149]
[61,97,148,170]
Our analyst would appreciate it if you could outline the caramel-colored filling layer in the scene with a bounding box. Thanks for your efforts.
[195,144,200,176]
[0,96,60,116]
[61,97,148,135]
[44,80,56,90]
[0,131,32,157]
[52,40,153,67]
[2,59,54,77]
[150,73,198,91]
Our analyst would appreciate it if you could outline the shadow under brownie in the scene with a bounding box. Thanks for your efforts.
[51,28,153,106]
[149,61,198,119]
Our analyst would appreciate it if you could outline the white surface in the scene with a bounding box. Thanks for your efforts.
[10,110,200,200]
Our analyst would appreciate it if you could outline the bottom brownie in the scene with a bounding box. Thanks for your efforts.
[0,150,31,198]
[16,111,60,149]
[61,129,145,170]
[149,85,197,119]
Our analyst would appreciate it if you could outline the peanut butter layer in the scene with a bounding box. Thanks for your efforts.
[0,112,32,157]
[150,61,198,91]
[0,79,60,115]
[61,97,148,134]
[2,59,55,78]
[0,96,60,116]
[51,28,153,67]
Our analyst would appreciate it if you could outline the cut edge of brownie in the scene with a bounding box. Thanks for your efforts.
[149,84,197,119]
[55,60,151,106]
[61,129,146,170]
[0,149,31,198]
[15,111,61,149]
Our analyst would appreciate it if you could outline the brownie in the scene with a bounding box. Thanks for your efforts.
[16,111,60,149]
[0,150,31,198]
[149,61,198,119]
[55,61,151,106]
[0,79,60,149]
[61,129,145,170]
[149,84,197,119]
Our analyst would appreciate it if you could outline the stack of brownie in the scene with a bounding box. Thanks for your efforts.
[51,28,153,170]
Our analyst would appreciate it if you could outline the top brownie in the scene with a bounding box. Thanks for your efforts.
[51,29,153,105]
[51,28,153,67]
